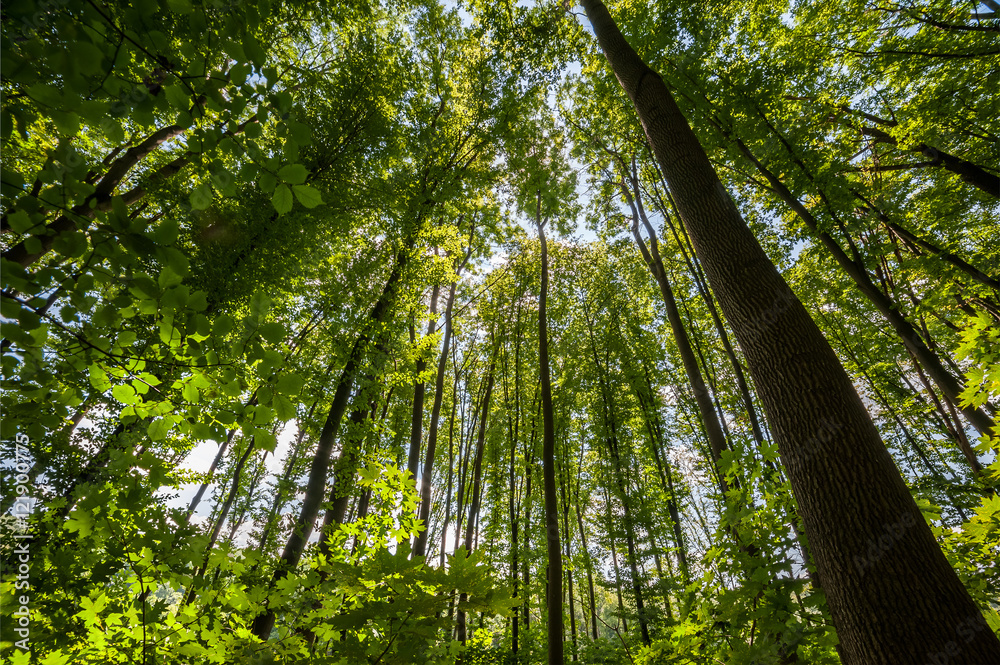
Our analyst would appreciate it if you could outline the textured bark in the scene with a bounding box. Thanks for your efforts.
[537,211,564,665]
[580,1,1000,662]
[319,396,374,546]
[522,398,538,634]
[502,311,524,655]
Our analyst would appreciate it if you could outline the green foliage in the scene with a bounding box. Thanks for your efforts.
[2,0,998,663]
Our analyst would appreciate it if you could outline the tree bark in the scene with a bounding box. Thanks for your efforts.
[537,207,565,665]
[578,1,1000,662]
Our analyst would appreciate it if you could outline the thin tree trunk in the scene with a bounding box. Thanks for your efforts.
[456,352,496,645]
[537,207,564,665]
[407,283,441,478]
[605,484,628,636]
[414,248,471,556]
[251,242,411,640]
[622,181,730,496]
[559,447,579,660]
[574,477,599,640]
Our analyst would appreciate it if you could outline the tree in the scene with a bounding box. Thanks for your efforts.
[576,0,1000,662]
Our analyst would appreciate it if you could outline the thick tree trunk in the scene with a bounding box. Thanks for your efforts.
[578,2,1000,662]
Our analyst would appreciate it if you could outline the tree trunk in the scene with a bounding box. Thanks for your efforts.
[537,208,564,665]
[578,2,1000,661]
[251,242,411,640]
[622,181,731,496]
[407,283,441,479]
[729,129,996,439]
[456,352,495,645]
[414,248,471,556]
[559,449,579,660]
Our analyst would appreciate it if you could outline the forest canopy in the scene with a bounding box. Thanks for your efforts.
[1,0,998,663]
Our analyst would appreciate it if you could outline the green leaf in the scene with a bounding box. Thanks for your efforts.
[88,365,111,391]
[256,429,277,452]
[271,185,293,214]
[165,84,191,112]
[148,418,172,441]
[190,182,213,210]
[259,321,285,344]
[276,373,304,396]
[278,164,308,185]
[112,384,138,405]
[274,394,296,421]
[292,184,323,208]
[159,265,185,289]
[182,383,201,403]
[166,0,194,13]
[244,35,267,68]
[7,210,33,233]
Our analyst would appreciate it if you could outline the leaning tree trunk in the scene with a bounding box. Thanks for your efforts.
[577,1,1000,662]
[251,240,412,640]
[622,179,731,496]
